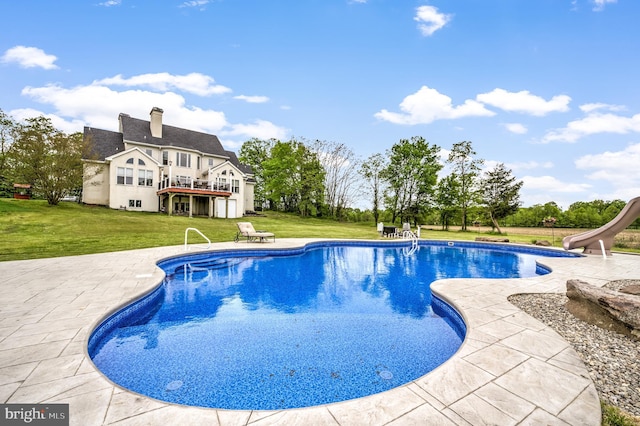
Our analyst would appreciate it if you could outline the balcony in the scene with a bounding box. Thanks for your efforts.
[157,177,231,195]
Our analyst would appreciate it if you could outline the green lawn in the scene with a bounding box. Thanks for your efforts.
[0,197,634,262]
[0,198,382,261]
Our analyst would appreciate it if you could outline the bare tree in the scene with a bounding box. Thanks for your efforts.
[310,139,361,220]
[359,153,387,224]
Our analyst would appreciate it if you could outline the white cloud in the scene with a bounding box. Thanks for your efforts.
[222,120,289,140]
[517,175,592,208]
[374,85,495,125]
[98,0,121,6]
[573,143,640,201]
[21,83,222,133]
[503,122,528,134]
[1,46,59,70]
[579,102,625,113]
[94,72,231,96]
[592,0,617,12]
[575,143,640,178]
[507,160,554,171]
[521,175,592,193]
[179,0,209,9]
[17,72,289,142]
[9,108,85,135]
[234,95,269,103]
[476,88,571,116]
[542,112,640,143]
[414,6,452,36]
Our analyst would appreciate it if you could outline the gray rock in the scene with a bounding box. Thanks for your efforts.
[621,284,640,296]
[566,279,640,338]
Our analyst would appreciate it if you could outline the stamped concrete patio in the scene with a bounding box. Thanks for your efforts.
[1,239,638,425]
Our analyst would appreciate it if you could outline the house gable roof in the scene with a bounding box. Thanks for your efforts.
[84,127,124,161]
[225,150,253,175]
[119,114,229,159]
[209,160,246,177]
[105,147,160,165]
[83,111,252,177]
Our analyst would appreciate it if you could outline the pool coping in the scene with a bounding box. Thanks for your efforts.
[1,238,638,425]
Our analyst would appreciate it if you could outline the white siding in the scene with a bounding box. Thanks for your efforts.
[82,163,110,205]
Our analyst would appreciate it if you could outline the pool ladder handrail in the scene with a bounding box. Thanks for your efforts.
[402,230,418,255]
[184,227,211,251]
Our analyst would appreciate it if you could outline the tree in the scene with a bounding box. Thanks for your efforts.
[602,200,626,224]
[479,163,523,234]
[8,115,86,205]
[0,109,19,197]
[434,174,460,230]
[297,146,326,217]
[447,141,484,231]
[310,139,361,220]
[381,136,441,224]
[239,138,275,210]
[359,153,387,224]
[565,201,602,228]
[262,139,325,216]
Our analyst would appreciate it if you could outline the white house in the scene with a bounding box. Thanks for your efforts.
[82,107,255,218]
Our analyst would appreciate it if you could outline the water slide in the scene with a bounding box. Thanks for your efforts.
[562,196,640,256]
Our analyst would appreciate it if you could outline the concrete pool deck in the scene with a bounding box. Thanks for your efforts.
[1,239,638,425]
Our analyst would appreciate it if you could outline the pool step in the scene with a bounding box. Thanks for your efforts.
[174,258,245,274]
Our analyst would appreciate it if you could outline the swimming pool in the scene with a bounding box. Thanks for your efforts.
[88,241,576,410]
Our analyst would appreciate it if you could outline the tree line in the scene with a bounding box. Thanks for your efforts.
[240,136,523,233]
[2,108,637,232]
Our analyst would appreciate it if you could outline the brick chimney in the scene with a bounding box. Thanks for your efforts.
[150,107,163,138]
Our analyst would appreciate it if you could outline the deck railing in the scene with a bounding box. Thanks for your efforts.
[159,177,230,192]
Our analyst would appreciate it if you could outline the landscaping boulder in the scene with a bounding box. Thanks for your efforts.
[566,279,640,339]
[620,285,640,296]
[475,237,509,243]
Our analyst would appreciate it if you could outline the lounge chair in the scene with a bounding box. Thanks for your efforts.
[235,222,275,243]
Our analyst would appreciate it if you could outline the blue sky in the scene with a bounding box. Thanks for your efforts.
[1,0,639,209]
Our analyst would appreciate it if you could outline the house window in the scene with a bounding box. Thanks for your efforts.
[197,157,201,170]
[126,158,134,164]
[138,159,146,166]
[176,152,191,168]
[129,199,142,208]
[138,170,153,186]
[162,151,169,166]
[208,158,214,167]
[232,179,240,193]
[117,167,133,185]
[145,149,153,158]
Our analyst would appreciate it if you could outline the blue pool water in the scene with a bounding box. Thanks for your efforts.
[88,241,576,410]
